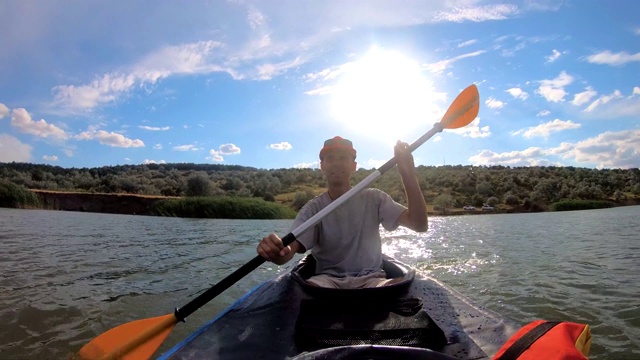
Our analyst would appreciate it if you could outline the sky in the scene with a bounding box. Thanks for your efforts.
[0,0,639,170]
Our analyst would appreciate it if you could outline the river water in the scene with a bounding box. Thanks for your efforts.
[0,206,638,359]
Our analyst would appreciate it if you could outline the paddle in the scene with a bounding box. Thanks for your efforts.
[77,84,480,360]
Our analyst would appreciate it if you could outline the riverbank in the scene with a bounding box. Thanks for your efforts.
[26,190,640,217]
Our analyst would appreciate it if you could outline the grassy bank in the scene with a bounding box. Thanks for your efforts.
[151,196,298,219]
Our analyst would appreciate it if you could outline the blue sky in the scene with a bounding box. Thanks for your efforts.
[0,1,638,170]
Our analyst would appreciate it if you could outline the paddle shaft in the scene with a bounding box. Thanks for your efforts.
[174,122,448,322]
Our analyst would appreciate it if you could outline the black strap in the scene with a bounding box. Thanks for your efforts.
[496,321,561,360]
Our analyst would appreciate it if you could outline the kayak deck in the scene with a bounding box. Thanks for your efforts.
[158,264,519,359]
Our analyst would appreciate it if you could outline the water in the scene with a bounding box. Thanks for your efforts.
[0,207,638,359]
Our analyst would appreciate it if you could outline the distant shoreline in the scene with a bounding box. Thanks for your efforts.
[24,190,640,218]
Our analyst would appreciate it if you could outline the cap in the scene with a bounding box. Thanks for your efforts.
[319,136,357,160]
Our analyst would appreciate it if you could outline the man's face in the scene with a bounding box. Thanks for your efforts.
[320,150,357,186]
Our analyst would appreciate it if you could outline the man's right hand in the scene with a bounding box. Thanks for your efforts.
[257,233,295,265]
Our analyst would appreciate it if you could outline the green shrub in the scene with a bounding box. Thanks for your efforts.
[151,196,297,219]
[549,199,614,211]
[0,180,41,208]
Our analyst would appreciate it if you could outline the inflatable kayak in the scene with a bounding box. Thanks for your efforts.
[158,255,520,360]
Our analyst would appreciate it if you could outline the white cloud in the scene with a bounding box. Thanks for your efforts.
[582,89,640,118]
[433,4,519,22]
[512,119,581,139]
[153,144,162,150]
[634,27,640,35]
[572,87,597,106]
[43,155,58,161]
[0,134,33,162]
[545,49,562,63]
[52,41,225,112]
[485,97,505,109]
[294,161,318,169]
[426,50,485,74]
[584,90,623,112]
[586,51,640,66]
[143,159,166,164]
[536,71,573,102]
[506,87,529,100]
[219,143,241,155]
[564,130,640,168]
[537,110,551,116]
[75,130,144,148]
[449,118,491,138]
[10,108,69,140]
[269,142,292,150]
[457,39,477,48]
[173,144,200,151]
[0,103,9,119]
[470,130,640,168]
[208,150,224,162]
[139,125,170,131]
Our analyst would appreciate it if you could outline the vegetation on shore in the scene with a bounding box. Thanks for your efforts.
[1,162,639,218]
[151,196,297,219]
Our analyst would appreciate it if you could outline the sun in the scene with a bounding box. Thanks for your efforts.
[330,48,440,141]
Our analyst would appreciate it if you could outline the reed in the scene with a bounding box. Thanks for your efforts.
[0,180,42,208]
[549,199,614,211]
[151,196,297,219]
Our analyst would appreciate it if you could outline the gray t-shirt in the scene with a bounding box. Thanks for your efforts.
[292,188,406,277]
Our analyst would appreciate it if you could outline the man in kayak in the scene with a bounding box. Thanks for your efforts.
[257,136,428,288]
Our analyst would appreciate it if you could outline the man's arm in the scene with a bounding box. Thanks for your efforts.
[394,141,428,232]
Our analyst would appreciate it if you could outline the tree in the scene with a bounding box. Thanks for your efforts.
[186,173,212,197]
[432,193,455,213]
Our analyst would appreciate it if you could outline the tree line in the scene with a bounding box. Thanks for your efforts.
[1,162,639,212]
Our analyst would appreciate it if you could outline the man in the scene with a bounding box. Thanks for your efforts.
[257,136,428,288]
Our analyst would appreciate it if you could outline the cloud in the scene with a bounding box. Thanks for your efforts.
[143,159,166,164]
[537,110,551,116]
[433,4,519,22]
[208,150,224,162]
[586,50,640,66]
[52,41,226,112]
[564,130,640,168]
[449,118,491,138]
[457,39,477,48]
[426,50,485,74]
[269,142,292,150]
[0,103,9,119]
[294,161,318,169]
[173,144,200,151]
[43,155,58,161]
[10,108,69,140]
[470,130,640,168]
[0,134,33,162]
[139,125,170,131]
[512,119,581,139]
[219,143,241,155]
[571,87,597,106]
[506,87,529,100]
[75,130,145,148]
[583,90,623,112]
[485,97,505,109]
[153,144,162,150]
[545,49,562,63]
[536,71,574,102]
[582,89,640,118]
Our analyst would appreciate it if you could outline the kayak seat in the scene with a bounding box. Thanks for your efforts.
[290,254,415,300]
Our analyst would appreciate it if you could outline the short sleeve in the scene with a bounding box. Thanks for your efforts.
[377,190,407,231]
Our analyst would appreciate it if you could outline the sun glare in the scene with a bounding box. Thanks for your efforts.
[330,48,440,140]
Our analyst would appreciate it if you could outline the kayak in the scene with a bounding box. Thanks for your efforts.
[157,255,520,360]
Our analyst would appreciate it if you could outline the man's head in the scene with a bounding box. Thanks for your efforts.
[319,136,357,161]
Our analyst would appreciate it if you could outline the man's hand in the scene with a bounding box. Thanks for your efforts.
[257,233,294,265]
[394,140,415,176]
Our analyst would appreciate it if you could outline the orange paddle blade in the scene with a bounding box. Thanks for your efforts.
[78,313,177,360]
[441,84,479,129]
